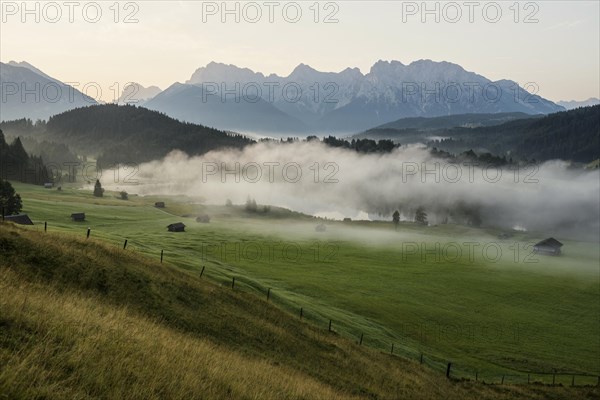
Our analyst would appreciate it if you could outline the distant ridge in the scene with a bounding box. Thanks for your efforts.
[0,61,97,121]
[148,59,565,134]
[557,98,600,110]
[363,112,536,133]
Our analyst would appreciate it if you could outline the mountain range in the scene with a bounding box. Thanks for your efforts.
[145,60,565,134]
[0,59,572,134]
[557,98,600,110]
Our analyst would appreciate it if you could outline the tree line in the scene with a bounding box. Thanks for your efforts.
[261,136,399,153]
[0,129,51,185]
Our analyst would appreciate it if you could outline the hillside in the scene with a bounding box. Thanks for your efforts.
[358,106,599,163]
[353,112,540,143]
[364,112,537,132]
[1,222,597,399]
[513,105,600,162]
[8,181,600,377]
[432,105,600,163]
[44,104,254,164]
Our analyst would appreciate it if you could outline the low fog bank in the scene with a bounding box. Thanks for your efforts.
[112,141,599,241]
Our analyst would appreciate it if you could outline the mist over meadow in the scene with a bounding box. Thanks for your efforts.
[111,141,599,240]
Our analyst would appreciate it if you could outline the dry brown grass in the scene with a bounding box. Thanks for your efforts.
[0,268,365,400]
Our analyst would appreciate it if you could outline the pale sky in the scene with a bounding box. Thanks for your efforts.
[1,0,598,102]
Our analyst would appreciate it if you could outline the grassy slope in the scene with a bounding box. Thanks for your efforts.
[5,183,600,381]
[1,223,598,400]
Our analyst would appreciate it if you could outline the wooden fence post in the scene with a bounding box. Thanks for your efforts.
[527,374,530,384]
[86,228,90,239]
[267,288,271,301]
[231,277,235,289]
[123,239,128,250]
[420,354,423,364]
[475,371,478,382]
[160,250,163,263]
[328,319,332,332]
[446,363,452,379]
[44,221,47,232]
[200,266,205,277]
[359,333,363,345]
[390,343,394,354]
[300,307,303,319]
[501,375,505,384]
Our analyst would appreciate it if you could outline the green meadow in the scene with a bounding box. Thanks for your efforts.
[10,182,600,383]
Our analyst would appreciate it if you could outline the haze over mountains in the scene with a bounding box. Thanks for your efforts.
[117,83,162,105]
[0,59,572,135]
[557,98,600,110]
[145,60,565,134]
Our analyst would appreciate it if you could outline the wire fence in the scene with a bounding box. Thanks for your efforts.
[9,220,600,388]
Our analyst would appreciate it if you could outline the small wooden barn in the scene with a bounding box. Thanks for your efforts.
[533,238,563,256]
[155,202,165,208]
[167,222,185,232]
[71,213,86,222]
[4,214,34,225]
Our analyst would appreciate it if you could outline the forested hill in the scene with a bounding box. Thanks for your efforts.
[45,104,254,165]
[369,112,536,132]
[432,105,600,163]
[513,105,600,162]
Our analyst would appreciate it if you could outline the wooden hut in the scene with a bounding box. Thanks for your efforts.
[71,213,86,222]
[4,214,34,225]
[533,238,563,256]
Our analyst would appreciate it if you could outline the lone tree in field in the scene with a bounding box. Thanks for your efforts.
[392,210,400,230]
[93,179,105,197]
[0,180,23,215]
[120,191,128,200]
[415,207,428,225]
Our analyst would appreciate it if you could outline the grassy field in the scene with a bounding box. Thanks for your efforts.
[7,182,600,383]
[2,222,599,399]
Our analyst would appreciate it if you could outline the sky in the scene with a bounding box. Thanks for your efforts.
[1,0,599,102]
